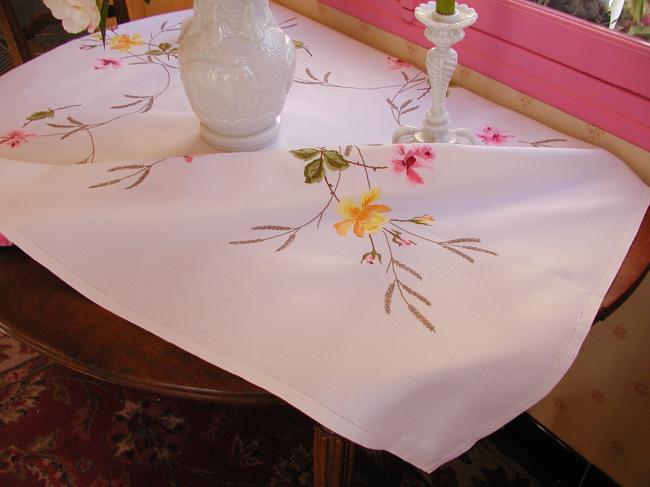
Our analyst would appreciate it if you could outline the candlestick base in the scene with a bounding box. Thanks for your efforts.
[392,2,478,146]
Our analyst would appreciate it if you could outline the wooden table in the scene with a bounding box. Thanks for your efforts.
[0,209,648,486]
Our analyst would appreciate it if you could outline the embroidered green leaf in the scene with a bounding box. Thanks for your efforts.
[322,150,350,171]
[145,49,165,55]
[290,148,320,161]
[26,109,55,122]
[158,42,172,51]
[304,158,324,184]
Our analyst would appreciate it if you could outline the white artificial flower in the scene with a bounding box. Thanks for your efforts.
[43,0,101,34]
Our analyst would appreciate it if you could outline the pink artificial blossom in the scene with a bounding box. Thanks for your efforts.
[0,233,12,246]
[183,155,194,163]
[387,56,413,71]
[476,126,513,146]
[364,254,376,264]
[94,58,122,70]
[0,130,37,148]
[642,14,650,27]
[391,144,435,185]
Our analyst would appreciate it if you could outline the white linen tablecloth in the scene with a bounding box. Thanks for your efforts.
[0,3,648,472]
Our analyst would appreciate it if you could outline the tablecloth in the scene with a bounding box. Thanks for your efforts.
[0,3,648,472]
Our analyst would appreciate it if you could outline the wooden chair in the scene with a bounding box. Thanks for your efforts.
[0,0,129,68]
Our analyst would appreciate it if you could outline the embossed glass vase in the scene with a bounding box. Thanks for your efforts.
[179,0,296,151]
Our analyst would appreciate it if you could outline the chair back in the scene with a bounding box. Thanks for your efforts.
[0,0,129,68]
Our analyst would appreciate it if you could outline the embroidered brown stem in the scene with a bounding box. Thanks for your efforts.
[389,222,498,263]
[279,16,299,29]
[30,22,177,163]
[385,72,430,125]
[381,230,435,332]
[518,138,567,148]
[295,68,405,91]
[89,159,166,189]
[22,104,82,128]
[229,172,342,248]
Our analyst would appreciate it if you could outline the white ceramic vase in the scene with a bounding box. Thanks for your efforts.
[179,0,296,151]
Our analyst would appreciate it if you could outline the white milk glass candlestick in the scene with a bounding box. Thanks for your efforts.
[393,2,478,145]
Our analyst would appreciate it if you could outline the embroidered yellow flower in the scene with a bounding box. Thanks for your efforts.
[109,34,144,52]
[333,188,391,238]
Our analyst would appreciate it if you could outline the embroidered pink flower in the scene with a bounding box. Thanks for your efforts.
[0,233,12,246]
[364,254,377,264]
[0,130,38,148]
[476,126,513,145]
[642,14,650,27]
[183,155,194,163]
[94,58,122,70]
[387,56,412,71]
[396,236,413,247]
[391,145,435,185]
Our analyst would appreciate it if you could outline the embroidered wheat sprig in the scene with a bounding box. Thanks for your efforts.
[408,304,435,332]
[275,233,297,252]
[384,281,395,315]
[252,225,293,231]
[400,283,431,306]
[392,259,422,280]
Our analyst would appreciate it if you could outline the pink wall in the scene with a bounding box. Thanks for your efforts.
[320,0,650,151]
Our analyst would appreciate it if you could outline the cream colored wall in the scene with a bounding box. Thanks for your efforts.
[125,0,192,20]
[530,276,650,487]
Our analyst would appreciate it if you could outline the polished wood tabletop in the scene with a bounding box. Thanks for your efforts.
[0,208,648,404]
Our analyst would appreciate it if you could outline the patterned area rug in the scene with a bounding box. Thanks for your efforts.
[0,331,548,486]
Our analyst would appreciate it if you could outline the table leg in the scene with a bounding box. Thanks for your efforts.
[313,423,355,487]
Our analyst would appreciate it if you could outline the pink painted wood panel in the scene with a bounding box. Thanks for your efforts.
[468,0,650,100]
[319,0,650,151]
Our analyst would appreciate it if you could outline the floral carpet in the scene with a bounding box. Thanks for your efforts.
[0,331,548,487]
